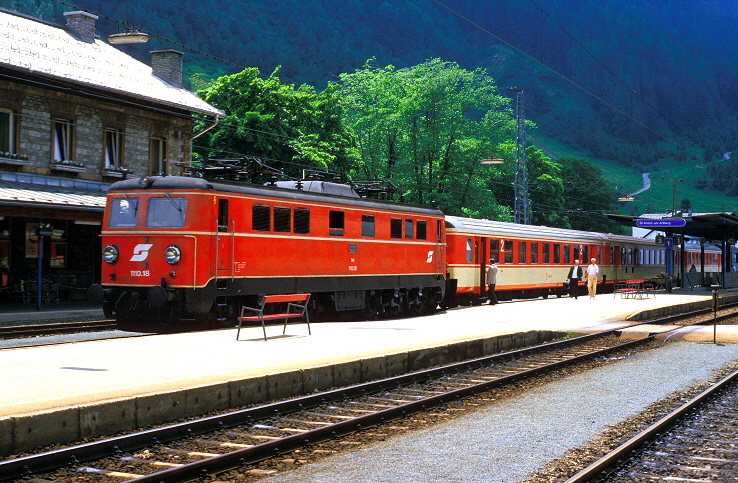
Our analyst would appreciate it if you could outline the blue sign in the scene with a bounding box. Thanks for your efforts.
[636,219,686,228]
[664,237,673,249]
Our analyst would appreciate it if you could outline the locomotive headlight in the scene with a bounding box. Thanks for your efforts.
[102,244,119,264]
[164,245,181,265]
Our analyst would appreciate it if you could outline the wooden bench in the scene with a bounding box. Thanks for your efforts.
[236,293,311,341]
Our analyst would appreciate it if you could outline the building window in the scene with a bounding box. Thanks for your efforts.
[52,119,74,162]
[0,109,15,154]
[104,128,122,169]
[150,136,166,175]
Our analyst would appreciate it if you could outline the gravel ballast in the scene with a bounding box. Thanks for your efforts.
[263,341,738,483]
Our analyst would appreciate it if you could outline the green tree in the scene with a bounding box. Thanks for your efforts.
[337,58,513,219]
[526,147,568,228]
[194,67,356,179]
[560,157,624,233]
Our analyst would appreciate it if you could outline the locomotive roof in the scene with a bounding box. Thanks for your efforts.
[445,215,658,246]
[108,176,444,216]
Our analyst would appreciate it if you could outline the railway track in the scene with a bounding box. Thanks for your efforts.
[565,367,738,483]
[0,323,687,483]
[0,320,117,339]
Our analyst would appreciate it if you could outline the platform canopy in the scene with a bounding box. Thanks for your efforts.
[606,212,738,242]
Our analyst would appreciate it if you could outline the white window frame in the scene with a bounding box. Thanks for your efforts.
[52,118,73,162]
[104,128,121,168]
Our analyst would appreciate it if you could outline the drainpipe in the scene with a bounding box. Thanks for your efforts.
[189,115,219,165]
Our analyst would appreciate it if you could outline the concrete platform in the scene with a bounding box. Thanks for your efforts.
[1,290,738,456]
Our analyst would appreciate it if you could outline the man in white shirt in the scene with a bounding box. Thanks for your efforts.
[586,257,599,299]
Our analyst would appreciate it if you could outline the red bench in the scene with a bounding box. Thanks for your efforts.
[236,293,311,341]
[613,279,655,299]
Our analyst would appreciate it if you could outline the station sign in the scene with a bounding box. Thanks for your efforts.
[664,237,673,249]
[636,219,686,228]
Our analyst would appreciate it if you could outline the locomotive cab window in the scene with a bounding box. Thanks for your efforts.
[329,210,344,236]
[252,205,271,232]
[217,199,228,232]
[294,208,310,234]
[147,197,186,228]
[405,219,413,239]
[390,218,402,239]
[109,197,139,228]
[362,215,375,237]
[274,207,291,233]
[416,220,427,240]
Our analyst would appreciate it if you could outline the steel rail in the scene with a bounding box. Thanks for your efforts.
[0,320,117,339]
[563,367,738,483]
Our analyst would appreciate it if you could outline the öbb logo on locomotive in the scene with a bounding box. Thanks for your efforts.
[130,243,154,262]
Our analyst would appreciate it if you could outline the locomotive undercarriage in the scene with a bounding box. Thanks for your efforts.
[89,275,445,331]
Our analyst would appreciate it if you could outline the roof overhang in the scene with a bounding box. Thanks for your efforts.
[606,212,738,241]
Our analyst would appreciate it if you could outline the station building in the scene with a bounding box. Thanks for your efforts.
[0,8,223,299]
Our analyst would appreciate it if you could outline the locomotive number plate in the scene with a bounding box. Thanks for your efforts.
[130,270,151,277]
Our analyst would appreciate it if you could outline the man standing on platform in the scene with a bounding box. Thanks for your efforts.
[486,258,498,305]
[566,260,582,299]
[586,257,599,299]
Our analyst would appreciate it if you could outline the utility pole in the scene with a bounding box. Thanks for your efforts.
[511,88,529,224]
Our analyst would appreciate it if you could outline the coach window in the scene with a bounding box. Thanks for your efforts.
[627,248,632,265]
[490,239,499,261]
[329,210,344,236]
[564,244,570,264]
[581,245,588,262]
[147,198,187,228]
[252,205,271,232]
[274,207,291,233]
[362,215,375,237]
[573,245,580,262]
[109,198,139,228]
[217,199,228,232]
[294,208,310,234]
[405,219,413,239]
[597,246,602,263]
[530,242,538,264]
[390,218,402,239]
[503,240,513,263]
[553,244,561,264]
[518,241,527,264]
[542,243,550,264]
[610,247,615,264]
[416,220,427,240]
[466,238,472,263]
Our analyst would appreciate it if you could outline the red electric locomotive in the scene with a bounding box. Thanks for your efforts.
[87,176,446,329]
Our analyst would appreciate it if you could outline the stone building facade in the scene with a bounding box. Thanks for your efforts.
[0,8,223,302]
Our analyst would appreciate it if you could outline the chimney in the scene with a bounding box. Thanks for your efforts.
[151,50,183,88]
[63,11,98,43]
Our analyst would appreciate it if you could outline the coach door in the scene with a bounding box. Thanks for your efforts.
[479,237,489,295]
[216,199,233,279]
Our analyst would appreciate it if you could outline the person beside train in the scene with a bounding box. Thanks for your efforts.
[486,258,498,305]
[565,260,582,299]
[586,258,599,299]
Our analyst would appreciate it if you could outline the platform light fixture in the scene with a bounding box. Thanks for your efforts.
[108,22,149,44]
[480,158,505,165]
[618,196,635,202]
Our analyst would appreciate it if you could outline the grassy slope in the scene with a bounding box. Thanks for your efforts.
[531,135,737,216]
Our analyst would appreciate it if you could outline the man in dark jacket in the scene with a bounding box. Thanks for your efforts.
[565,259,582,299]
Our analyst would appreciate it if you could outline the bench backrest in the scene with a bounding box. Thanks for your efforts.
[626,279,644,283]
[261,293,310,305]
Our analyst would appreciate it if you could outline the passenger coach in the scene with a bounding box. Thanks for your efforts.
[443,216,675,304]
[88,176,446,329]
